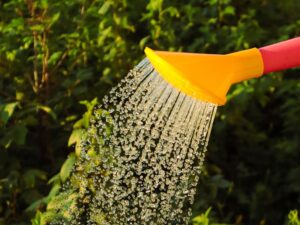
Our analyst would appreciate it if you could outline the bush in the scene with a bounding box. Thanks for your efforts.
[0,0,299,224]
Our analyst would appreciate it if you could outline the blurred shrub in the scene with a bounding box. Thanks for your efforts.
[288,210,300,225]
[0,0,299,224]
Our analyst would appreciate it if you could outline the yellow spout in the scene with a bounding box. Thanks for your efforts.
[144,47,264,105]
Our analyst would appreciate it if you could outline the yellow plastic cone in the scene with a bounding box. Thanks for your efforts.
[145,47,264,105]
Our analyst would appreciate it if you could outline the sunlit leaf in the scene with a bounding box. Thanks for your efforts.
[48,51,62,66]
[98,2,112,15]
[223,6,235,15]
[0,102,18,125]
[40,0,48,9]
[60,153,76,182]
[30,25,44,31]
[139,36,150,49]
[37,105,57,120]
[68,129,83,146]
[50,12,60,26]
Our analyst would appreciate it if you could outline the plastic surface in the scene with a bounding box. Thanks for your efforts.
[145,47,263,105]
[259,37,300,74]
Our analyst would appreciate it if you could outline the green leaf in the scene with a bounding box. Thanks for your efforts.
[147,0,163,11]
[5,123,28,146]
[49,12,61,27]
[46,190,78,212]
[0,102,18,125]
[288,210,300,225]
[68,128,87,156]
[41,210,64,225]
[163,6,180,17]
[23,115,39,126]
[209,0,218,5]
[6,50,17,61]
[26,197,47,213]
[72,118,84,129]
[5,18,24,32]
[23,169,47,188]
[16,91,25,101]
[48,51,62,66]
[26,183,61,212]
[68,129,83,146]
[60,153,76,182]
[47,184,61,199]
[98,2,112,15]
[139,36,150,49]
[48,173,60,185]
[30,24,44,31]
[40,0,48,8]
[31,210,43,225]
[192,208,213,225]
[12,124,27,146]
[78,98,98,128]
[37,105,57,120]
[76,68,93,81]
[223,6,235,15]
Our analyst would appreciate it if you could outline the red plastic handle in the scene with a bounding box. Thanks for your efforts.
[259,37,300,74]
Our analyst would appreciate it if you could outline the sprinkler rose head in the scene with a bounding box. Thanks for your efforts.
[145,47,263,105]
[145,37,300,105]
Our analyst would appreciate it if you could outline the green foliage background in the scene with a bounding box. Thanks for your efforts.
[0,0,299,224]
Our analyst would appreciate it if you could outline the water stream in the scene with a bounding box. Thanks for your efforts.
[48,58,217,225]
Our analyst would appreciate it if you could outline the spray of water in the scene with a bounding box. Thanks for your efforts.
[47,58,217,225]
